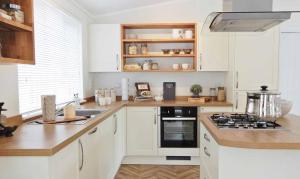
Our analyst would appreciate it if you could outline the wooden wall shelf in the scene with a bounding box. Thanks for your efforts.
[122,39,195,43]
[0,0,35,65]
[121,23,197,72]
[123,54,195,58]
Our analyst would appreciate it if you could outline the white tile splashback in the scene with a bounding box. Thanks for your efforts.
[91,72,226,96]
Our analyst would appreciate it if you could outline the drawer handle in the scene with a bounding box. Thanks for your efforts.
[204,133,210,142]
[204,147,211,157]
[88,127,98,135]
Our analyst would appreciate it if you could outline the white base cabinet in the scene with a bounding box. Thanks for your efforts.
[200,122,300,179]
[126,107,158,156]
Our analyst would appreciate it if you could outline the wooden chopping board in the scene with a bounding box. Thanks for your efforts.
[35,116,88,124]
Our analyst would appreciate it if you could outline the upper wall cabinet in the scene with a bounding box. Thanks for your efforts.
[89,24,121,72]
[233,28,279,91]
[198,23,229,71]
[0,0,35,64]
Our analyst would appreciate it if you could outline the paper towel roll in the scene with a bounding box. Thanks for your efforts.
[122,78,129,101]
[41,95,56,122]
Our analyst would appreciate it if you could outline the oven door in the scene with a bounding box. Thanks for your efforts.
[161,117,197,148]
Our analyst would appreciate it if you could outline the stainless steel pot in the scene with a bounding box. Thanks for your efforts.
[246,86,281,122]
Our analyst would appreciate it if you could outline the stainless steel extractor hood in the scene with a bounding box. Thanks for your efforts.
[203,0,296,32]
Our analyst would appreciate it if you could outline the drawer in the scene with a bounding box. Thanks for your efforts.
[200,143,218,179]
[199,107,233,113]
[200,122,216,148]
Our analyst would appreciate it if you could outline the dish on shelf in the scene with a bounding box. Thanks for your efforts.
[124,63,142,71]
[183,49,192,54]
[174,49,180,54]
[182,63,191,70]
[162,49,170,54]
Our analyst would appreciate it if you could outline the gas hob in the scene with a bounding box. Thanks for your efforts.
[209,113,282,130]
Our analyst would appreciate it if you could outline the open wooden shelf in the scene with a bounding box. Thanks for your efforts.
[123,69,196,72]
[0,57,34,64]
[122,39,195,43]
[0,16,33,32]
[123,54,195,58]
[0,0,35,64]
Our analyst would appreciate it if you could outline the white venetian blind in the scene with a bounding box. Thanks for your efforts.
[18,0,83,114]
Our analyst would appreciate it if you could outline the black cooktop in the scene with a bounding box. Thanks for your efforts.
[209,113,282,129]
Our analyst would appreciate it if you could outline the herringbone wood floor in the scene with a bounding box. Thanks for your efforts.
[115,165,200,179]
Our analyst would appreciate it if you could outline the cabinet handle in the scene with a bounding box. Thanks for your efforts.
[116,54,119,71]
[114,114,118,135]
[88,127,98,135]
[79,139,84,171]
[204,133,210,142]
[204,147,211,157]
[236,92,239,110]
[199,53,202,70]
[236,71,239,89]
[154,113,157,125]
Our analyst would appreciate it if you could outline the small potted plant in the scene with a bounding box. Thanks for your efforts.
[190,84,202,98]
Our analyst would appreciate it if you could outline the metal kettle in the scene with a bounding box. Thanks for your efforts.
[246,86,282,122]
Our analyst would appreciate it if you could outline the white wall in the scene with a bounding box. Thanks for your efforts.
[0,0,94,117]
[92,72,225,96]
[91,0,225,96]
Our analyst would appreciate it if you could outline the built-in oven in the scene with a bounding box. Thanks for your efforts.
[160,106,198,148]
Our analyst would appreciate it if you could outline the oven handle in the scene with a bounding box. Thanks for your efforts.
[162,117,196,121]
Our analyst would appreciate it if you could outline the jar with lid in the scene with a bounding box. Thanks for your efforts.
[104,88,111,97]
[209,88,217,102]
[110,88,116,102]
[217,87,226,102]
[128,43,138,55]
[141,43,148,55]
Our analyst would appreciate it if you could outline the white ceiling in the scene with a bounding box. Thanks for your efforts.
[74,0,178,16]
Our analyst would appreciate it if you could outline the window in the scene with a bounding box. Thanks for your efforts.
[18,0,83,114]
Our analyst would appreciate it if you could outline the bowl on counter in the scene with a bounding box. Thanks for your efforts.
[280,99,293,117]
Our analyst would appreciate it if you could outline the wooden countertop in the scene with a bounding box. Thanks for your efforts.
[0,100,231,156]
[200,113,300,149]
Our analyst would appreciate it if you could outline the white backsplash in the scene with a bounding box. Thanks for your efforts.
[91,72,226,96]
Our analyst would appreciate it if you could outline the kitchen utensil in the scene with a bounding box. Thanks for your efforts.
[183,49,192,54]
[217,87,226,102]
[151,63,159,70]
[246,86,281,122]
[209,88,217,101]
[41,95,56,122]
[182,63,190,70]
[280,99,293,117]
[184,29,193,39]
[162,49,170,54]
[163,82,176,100]
[172,29,184,39]
[154,95,163,102]
[172,64,180,70]
[173,49,180,54]
[122,78,129,101]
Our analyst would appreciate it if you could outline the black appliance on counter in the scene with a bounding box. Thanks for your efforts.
[160,106,197,148]
[0,102,17,137]
[163,82,176,100]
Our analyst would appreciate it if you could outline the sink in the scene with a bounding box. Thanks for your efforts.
[58,109,107,117]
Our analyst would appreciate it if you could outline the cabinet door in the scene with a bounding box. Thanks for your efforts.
[113,108,126,174]
[233,91,248,113]
[89,24,121,72]
[198,24,229,71]
[79,126,101,179]
[234,28,279,90]
[127,107,158,156]
[98,116,115,179]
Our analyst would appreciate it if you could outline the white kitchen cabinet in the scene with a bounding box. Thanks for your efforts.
[198,23,229,71]
[126,107,158,156]
[79,126,101,179]
[113,108,126,175]
[89,24,121,72]
[98,115,115,179]
[233,28,279,91]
